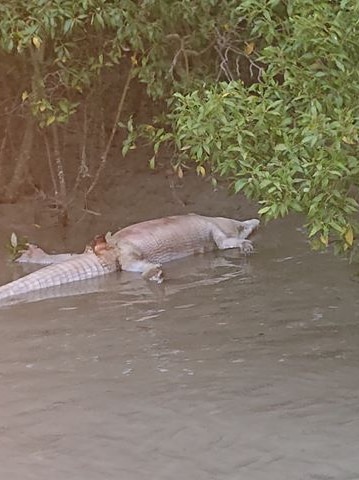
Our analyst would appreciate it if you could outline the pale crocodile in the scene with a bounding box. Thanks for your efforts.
[0,214,259,301]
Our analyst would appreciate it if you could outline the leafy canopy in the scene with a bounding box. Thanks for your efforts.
[154,0,359,254]
[0,0,358,254]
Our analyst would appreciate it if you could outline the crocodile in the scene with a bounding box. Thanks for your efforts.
[0,214,259,301]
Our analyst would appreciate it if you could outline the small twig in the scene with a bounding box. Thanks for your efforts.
[52,124,67,200]
[51,123,68,226]
[215,45,234,82]
[169,48,183,79]
[167,33,216,81]
[81,207,102,216]
[167,174,186,207]
[72,100,90,194]
[43,131,59,197]
[214,28,263,82]
[168,35,190,79]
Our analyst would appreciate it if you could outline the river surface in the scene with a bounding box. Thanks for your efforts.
[0,216,358,480]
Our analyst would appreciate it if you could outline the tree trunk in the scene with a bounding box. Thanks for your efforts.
[0,44,44,203]
[1,115,35,203]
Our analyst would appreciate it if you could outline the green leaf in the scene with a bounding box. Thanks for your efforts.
[258,206,272,215]
[63,18,73,34]
[149,156,156,169]
[234,178,247,193]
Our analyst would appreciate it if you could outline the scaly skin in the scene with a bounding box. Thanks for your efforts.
[109,215,260,280]
[0,214,259,302]
[0,251,119,301]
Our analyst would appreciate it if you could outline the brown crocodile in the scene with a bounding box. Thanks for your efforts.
[0,214,259,301]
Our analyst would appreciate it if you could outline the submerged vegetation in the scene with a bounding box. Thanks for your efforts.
[0,0,358,255]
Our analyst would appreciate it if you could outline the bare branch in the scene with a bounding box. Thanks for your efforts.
[214,27,263,83]
[85,64,133,198]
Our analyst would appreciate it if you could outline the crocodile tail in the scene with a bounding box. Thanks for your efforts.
[0,252,117,302]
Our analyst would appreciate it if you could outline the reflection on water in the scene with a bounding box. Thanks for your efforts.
[0,251,254,308]
[0,216,359,480]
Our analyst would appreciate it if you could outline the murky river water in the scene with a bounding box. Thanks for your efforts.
[0,216,358,480]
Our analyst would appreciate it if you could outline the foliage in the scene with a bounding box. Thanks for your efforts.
[0,0,358,256]
[6,233,28,260]
[0,0,124,125]
[0,0,247,205]
[0,0,246,108]
[148,0,359,254]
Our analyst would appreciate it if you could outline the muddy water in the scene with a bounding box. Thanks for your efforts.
[0,216,359,480]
